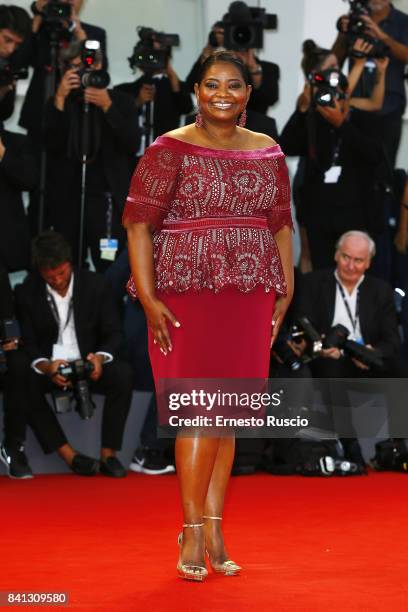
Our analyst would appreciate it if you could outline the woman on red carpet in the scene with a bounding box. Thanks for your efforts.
[123,51,293,581]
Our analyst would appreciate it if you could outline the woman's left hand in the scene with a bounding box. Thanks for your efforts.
[270,295,291,348]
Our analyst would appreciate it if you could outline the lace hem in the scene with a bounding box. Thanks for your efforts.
[126,228,287,300]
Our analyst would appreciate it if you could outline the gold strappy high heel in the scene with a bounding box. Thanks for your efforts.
[203,515,241,576]
[177,523,208,582]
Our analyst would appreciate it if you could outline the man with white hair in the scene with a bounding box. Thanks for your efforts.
[298,230,407,463]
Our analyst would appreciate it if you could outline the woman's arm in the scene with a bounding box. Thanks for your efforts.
[350,57,389,112]
[394,179,408,255]
[271,226,294,347]
[126,222,180,355]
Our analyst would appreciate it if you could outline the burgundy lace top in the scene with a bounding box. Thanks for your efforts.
[123,135,293,297]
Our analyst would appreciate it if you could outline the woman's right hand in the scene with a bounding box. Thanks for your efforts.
[144,298,181,356]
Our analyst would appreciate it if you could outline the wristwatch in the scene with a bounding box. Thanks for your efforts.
[250,65,263,76]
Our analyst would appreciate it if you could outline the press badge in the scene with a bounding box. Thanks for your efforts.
[52,344,79,361]
[324,166,342,184]
[100,238,118,261]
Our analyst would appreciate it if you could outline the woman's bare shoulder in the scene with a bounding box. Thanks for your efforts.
[240,128,278,148]
[162,125,197,142]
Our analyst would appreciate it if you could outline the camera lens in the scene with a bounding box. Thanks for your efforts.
[231,25,255,48]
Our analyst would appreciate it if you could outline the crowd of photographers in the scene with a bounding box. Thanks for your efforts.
[1,0,408,478]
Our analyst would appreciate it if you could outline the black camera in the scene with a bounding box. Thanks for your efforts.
[128,26,180,73]
[308,69,348,107]
[53,358,95,419]
[0,318,21,374]
[324,324,384,368]
[338,0,388,59]
[0,62,28,88]
[221,1,277,51]
[70,40,110,91]
[41,0,72,25]
[272,316,323,371]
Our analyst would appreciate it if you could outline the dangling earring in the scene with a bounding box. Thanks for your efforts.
[238,107,247,128]
[195,107,203,128]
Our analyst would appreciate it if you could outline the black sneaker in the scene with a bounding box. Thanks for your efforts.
[0,442,34,479]
[129,447,175,475]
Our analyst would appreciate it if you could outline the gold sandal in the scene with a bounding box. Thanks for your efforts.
[203,515,241,576]
[177,523,208,582]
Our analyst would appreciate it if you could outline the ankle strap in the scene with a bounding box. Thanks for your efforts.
[183,522,204,528]
[203,515,222,520]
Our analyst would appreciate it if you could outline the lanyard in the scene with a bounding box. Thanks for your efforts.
[336,281,359,334]
[331,137,342,167]
[105,191,113,239]
[47,292,74,344]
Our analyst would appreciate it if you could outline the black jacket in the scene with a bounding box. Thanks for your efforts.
[0,266,14,320]
[297,269,401,361]
[15,22,107,140]
[14,269,123,361]
[279,108,385,233]
[0,126,38,271]
[186,57,279,114]
[44,88,140,218]
[115,74,193,139]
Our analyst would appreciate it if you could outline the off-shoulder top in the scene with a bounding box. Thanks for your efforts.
[122,135,293,297]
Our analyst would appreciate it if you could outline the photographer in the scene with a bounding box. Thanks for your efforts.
[0,266,33,479]
[185,2,280,115]
[0,4,31,121]
[287,39,388,272]
[16,0,107,144]
[0,120,38,272]
[333,0,408,167]
[14,231,133,477]
[280,43,386,271]
[43,40,140,271]
[297,231,408,462]
[116,28,192,157]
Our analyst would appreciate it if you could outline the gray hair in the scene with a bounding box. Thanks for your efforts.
[335,230,376,258]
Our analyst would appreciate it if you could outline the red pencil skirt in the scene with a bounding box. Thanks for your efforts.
[148,286,276,386]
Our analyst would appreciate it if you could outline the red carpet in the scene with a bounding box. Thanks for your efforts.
[1,472,407,611]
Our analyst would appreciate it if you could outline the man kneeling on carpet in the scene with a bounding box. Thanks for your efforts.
[15,231,133,476]
[297,230,408,464]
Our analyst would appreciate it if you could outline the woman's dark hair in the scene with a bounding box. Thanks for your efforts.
[196,50,250,86]
[301,39,333,77]
[0,5,31,39]
[32,231,72,270]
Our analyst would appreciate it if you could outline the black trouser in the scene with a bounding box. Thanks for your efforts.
[379,111,403,170]
[28,360,133,454]
[310,355,408,461]
[1,350,32,449]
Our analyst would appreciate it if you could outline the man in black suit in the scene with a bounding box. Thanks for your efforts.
[298,230,408,462]
[15,231,133,476]
[15,0,107,144]
[0,121,38,271]
[43,39,140,271]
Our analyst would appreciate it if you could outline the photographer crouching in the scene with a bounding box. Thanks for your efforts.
[43,39,140,270]
[296,230,408,463]
[14,231,133,477]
